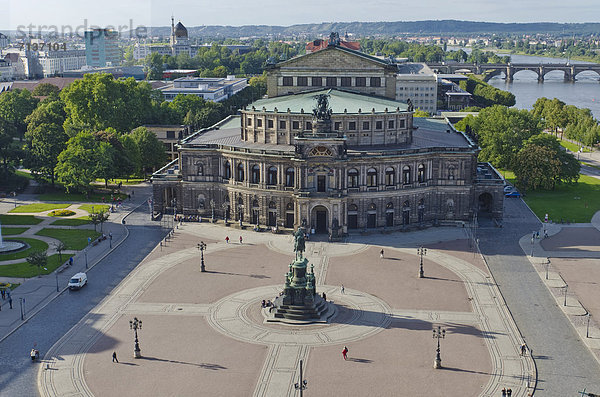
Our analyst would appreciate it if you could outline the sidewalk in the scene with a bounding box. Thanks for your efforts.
[0,187,148,343]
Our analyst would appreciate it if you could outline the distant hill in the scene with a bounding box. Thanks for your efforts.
[145,20,600,38]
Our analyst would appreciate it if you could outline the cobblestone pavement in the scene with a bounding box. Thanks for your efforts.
[39,223,534,397]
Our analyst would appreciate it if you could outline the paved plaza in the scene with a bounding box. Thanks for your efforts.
[39,223,534,397]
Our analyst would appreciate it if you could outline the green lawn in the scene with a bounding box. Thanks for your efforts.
[0,238,49,261]
[50,218,91,226]
[559,139,591,153]
[1,227,29,235]
[14,170,35,180]
[79,204,110,213]
[9,203,71,213]
[35,228,101,250]
[523,175,600,223]
[94,178,145,185]
[0,254,63,278]
[0,214,43,225]
[39,191,127,202]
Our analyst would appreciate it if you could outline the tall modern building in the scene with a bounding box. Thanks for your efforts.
[84,29,120,67]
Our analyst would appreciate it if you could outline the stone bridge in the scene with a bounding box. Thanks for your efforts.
[428,62,600,82]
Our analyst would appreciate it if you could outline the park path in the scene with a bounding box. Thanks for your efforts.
[39,223,535,397]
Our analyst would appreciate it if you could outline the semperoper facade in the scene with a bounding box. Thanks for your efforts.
[152,41,504,236]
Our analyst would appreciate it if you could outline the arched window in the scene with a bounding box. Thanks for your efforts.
[285,167,295,187]
[347,204,358,229]
[418,164,426,183]
[224,161,231,179]
[286,202,294,210]
[252,200,259,208]
[367,168,377,187]
[402,166,411,185]
[268,201,277,209]
[348,204,358,212]
[197,194,205,209]
[385,167,395,186]
[348,169,359,188]
[403,200,410,209]
[251,165,260,184]
[368,203,376,211]
[386,202,394,210]
[267,166,278,185]
[237,163,244,182]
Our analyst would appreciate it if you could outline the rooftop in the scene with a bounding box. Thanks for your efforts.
[396,63,435,75]
[248,89,409,114]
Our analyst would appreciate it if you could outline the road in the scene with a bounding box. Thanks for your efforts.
[479,198,600,395]
[0,201,166,396]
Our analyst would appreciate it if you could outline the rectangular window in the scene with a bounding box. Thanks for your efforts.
[292,121,299,129]
[297,76,308,86]
[341,77,351,87]
[399,119,405,128]
[166,131,175,139]
[388,120,394,129]
[348,122,356,130]
[355,77,366,87]
[257,119,263,127]
[279,120,286,129]
[282,76,293,86]
[326,77,337,87]
[267,119,273,128]
[305,122,312,130]
[334,122,341,130]
[363,121,370,130]
[376,121,383,130]
[311,77,322,86]
[370,77,381,87]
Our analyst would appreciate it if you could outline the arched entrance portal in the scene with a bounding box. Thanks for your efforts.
[478,193,493,215]
[312,205,328,234]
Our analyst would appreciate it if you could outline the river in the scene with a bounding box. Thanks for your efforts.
[446,48,600,118]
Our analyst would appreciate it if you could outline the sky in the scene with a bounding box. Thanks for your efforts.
[0,0,598,32]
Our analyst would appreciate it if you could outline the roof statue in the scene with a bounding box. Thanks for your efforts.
[328,32,340,47]
[312,94,332,121]
[407,98,414,112]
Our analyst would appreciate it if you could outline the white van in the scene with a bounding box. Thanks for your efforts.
[68,272,87,290]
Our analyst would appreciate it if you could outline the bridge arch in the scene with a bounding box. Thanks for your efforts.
[574,69,600,79]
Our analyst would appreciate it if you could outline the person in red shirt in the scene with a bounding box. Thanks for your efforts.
[225,236,229,244]
[342,346,348,360]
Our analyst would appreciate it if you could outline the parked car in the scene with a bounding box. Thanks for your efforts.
[503,185,514,193]
[505,191,522,198]
[68,272,87,290]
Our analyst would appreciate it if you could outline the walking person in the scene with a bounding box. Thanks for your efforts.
[380,249,384,259]
[225,236,229,244]
[8,296,12,309]
[1,289,5,300]
[239,236,243,244]
[342,346,348,360]
[112,351,118,363]
[340,284,345,294]
[520,343,527,356]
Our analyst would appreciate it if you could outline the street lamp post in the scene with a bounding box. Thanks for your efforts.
[210,200,215,223]
[563,283,568,306]
[84,248,88,269]
[417,246,427,278]
[55,271,59,292]
[197,241,206,272]
[239,204,244,228]
[129,317,142,358]
[294,359,308,396]
[109,232,113,249]
[587,313,591,338]
[222,202,229,224]
[12,191,17,208]
[545,260,550,280]
[531,236,535,257]
[433,326,446,369]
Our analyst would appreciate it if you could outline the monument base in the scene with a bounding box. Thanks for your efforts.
[264,295,337,325]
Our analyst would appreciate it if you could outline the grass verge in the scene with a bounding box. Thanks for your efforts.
[0,214,43,225]
[0,238,49,261]
[39,191,127,202]
[50,218,91,226]
[0,254,63,278]
[35,228,101,250]
[9,203,71,213]
[1,227,29,235]
[79,204,110,213]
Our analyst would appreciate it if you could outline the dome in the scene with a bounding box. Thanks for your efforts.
[174,22,188,38]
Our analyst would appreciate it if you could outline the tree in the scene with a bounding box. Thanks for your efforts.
[24,99,68,186]
[119,134,141,179]
[53,241,66,264]
[130,127,167,176]
[32,83,60,96]
[26,250,48,277]
[455,105,542,169]
[0,116,17,178]
[0,89,40,139]
[89,210,110,232]
[55,132,100,193]
[145,52,164,80]
[94,141,117,187]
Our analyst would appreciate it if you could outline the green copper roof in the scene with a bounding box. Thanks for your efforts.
[248,89,409,114]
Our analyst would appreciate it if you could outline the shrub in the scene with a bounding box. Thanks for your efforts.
[48,209,76,217]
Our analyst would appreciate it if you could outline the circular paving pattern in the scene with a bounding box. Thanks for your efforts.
[207,284,392,346]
